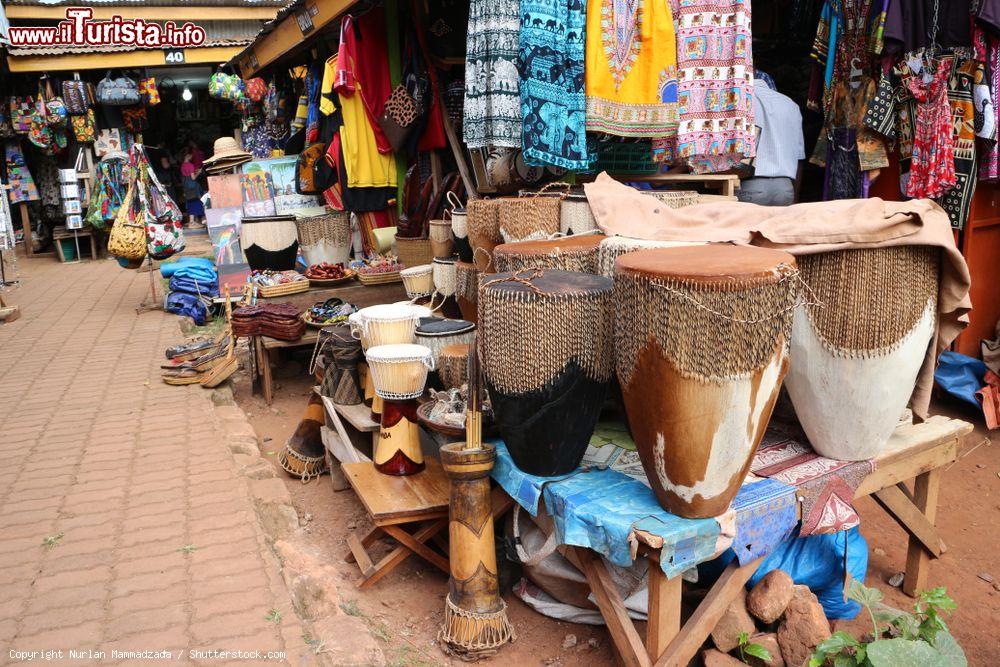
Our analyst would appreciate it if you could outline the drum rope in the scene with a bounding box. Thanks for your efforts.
[480,268,547,296]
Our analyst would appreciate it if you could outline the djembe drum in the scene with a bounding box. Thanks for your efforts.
[365,344,435,475]
[615,246,798,518]
[439,344,470,390]
[417,317,477,389]
[493,235,604,274]
[430,219,455,258]
[785,246,940,460]
[351,304,424,418]
[241,215,299,271]
[597,236,704,278]
[401,264,434,299]
[479,269,614,476]
[296,211,352,266]
[455,261,480,324]
[433,256,458,298]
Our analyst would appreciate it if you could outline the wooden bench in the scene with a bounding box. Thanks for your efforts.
[52,226,98,262]
[524,415,972,667]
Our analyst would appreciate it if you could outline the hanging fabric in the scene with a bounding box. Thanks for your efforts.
[463,0,522,148]
[4,141,40,204]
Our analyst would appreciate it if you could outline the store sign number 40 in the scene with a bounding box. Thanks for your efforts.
[164,49,185,64]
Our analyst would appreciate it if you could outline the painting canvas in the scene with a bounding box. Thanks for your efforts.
[239,169,277,217]
[243,156,319,215]
[206,206,251,293]
[207,174,243,209]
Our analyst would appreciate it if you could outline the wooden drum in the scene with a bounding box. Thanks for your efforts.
[597,236,704,278]
[614,246,798,518]
[295,211,352,266]
[241,215,299,271]
[785,246,940,460]
[350,303,422,349]
[466,199,503,272]
[366,344,435,476]
[433,256,458,298]
[455,261,480,324]
[480,269,614,476]
[366,344,434,401]
[494,234,604,274]
[439,344,470,390]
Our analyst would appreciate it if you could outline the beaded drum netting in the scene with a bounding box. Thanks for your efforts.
[480,277,614,394]
[296,212,351,247]
[614,268,799,386]
[456,262,480,304]
[798,246,940,357]
[497,197,561,243]
[494,245,599,274]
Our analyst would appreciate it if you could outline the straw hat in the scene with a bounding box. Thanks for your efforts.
[204,136,251,167]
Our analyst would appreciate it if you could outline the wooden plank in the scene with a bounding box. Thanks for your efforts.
[856,439,957,498]
[345,526,382,564]
[872,486,946,557]
[259,338,275,405]
[0,306,21,323]
[383,524,450,574]
[321,424,370,464]
[346,533,376,578]
[904,468,941,597]
[358,518,448,589]
[646,554,682,662]
[342,460,450,523]
[875,416,972,467]
[19,203,31,257]
[334,401,380,432]
[574,548,651,667]
[653,558,763,667]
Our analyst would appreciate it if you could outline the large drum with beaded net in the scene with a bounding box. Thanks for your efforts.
[785,246,940,460]
[597,236,704,278]
[493,234,604,274]
[479,269,614,476]
[455,260,480,324]
[614,246,799,518]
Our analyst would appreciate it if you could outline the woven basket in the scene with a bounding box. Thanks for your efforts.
[358,270,402,286]
[396,235,435,268]
[429,219,454,258]
[257,280,310,298]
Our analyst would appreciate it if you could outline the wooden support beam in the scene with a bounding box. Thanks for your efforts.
[19,203,31,257]
[8,45,244,73]
[574,548,651,667]
[903,469,941,597]
[646,555,682,663]
[873,485,946,558]
[382,524,450,575]
[653,558,762,667]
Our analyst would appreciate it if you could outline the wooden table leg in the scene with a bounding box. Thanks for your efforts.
[383,524,450,574]
[19,203,31,257]
[653,557,762,667]
[646,553,682,662]
[574,547,651,667]
[903,468,941,597]
[255,337,274,405]
[358,518,448,589]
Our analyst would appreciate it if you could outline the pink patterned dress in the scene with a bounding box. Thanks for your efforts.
[905,65,956,200]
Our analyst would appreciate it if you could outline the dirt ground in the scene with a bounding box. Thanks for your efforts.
[233,348,1000,666]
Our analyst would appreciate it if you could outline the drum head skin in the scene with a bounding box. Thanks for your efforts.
[615,244,797,284]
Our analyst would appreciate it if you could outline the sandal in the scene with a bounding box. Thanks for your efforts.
[161,368,204,386]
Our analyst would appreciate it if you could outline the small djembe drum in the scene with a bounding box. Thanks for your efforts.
[351,304,424,418]
[365,343,435,476]
[597,236,704,278]
[401,264,434,299]
[614,246,798,518]
[479,269,614,476]
[455,260,480,324]
[439,343,470,390]
[466,199,503,272]
[785,246,940,460]
[433,256,458,298]
[430,219,455,258]
[416,318,477,364]
[241,215,299,271]
[493,234,604,274]
[448,192,473,263]
[296,211,352,266]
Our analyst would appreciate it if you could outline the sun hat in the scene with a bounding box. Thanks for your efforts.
[203,136,251,167]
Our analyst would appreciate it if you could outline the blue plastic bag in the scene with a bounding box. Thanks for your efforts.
[935,350,987,410]
[165,291,209,326]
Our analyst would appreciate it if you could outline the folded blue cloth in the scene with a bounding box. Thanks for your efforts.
[159,256,215,278]
[169,275,219,297]
[166,291,210,325]
[173,266,218,283]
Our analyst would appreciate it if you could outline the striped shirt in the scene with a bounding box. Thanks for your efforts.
[752,80,806,179]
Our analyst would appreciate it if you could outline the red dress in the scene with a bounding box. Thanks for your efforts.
[905,64,956,199]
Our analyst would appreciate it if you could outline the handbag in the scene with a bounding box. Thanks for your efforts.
[138,77,160,106]
[96,71,140,106]
[122,106,148,133]
[377,85,420,153]
[9,97,35,135]
[107,181,147,261]
[62,73,93,114]
[71,109,96,143]
[245,77,267,103]
[87,158,125,230]
[208,72,245,102]
[296,143,325,194]
[95,128,123,157]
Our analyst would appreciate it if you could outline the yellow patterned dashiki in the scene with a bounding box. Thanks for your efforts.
[585,0,679,137]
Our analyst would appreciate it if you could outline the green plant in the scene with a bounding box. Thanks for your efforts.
[809,580,965,667]
[265,608,282,623]
[41,533,64,549]
[737,631,772,664]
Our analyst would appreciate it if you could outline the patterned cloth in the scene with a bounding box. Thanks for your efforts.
[976,29,1000,181]
[584,0,679,138]
[905,64,956,199]
[810,79,889,172]
[492,437,798,578]
[751,425,876,536]
[669,0,756,162]
[464,0,522,148]
[519,0,589,169]
[4,141,39,204]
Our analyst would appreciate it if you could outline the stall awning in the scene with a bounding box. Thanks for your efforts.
[6,38,250,72]
[228,0,356,78]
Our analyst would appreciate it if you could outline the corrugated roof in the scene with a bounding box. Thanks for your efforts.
[6,0,287,6]
[6,36,249,55]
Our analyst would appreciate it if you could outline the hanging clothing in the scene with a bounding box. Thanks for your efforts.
[464,0,522,148]
[520,0,589,168]
[884,0,972,55]
[0,177,14,251]
[905,64,956,199]
[584,0,678,138]
[5,141,39,204]
[331,51,399,190]
[339,12,394,154]
[865,54,985,229]
[811,79,889,172]
[825,127,864,199]
[670,0,756,162]
[975,25,1000,181]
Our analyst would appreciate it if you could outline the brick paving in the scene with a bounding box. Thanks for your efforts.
[0,259,308,666]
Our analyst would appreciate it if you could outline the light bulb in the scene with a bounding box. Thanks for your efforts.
[182,86,192,101]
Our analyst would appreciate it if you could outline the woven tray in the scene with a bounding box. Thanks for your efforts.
[357,270,402,286]
[308,270,356,287]
[416,401,465,437]
[257,280,310,298]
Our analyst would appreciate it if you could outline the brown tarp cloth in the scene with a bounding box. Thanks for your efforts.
[583,172,972,420]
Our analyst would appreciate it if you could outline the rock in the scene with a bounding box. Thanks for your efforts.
[249,478,300,538]
[711,588,756,653]
[587,638,600,650]
[888,572,905,587]
[210,384,235,405]
[561,634,577,650]
[777,586,830,667]
[873,547,886,558]
[702,649,745,667]
[747,570,794,623]
[746,632,784,667]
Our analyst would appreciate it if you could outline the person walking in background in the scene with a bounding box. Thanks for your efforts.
[180,149,206,228]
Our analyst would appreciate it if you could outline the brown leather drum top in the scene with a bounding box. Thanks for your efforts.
[494,234,605,258]
[615,244,797,284]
